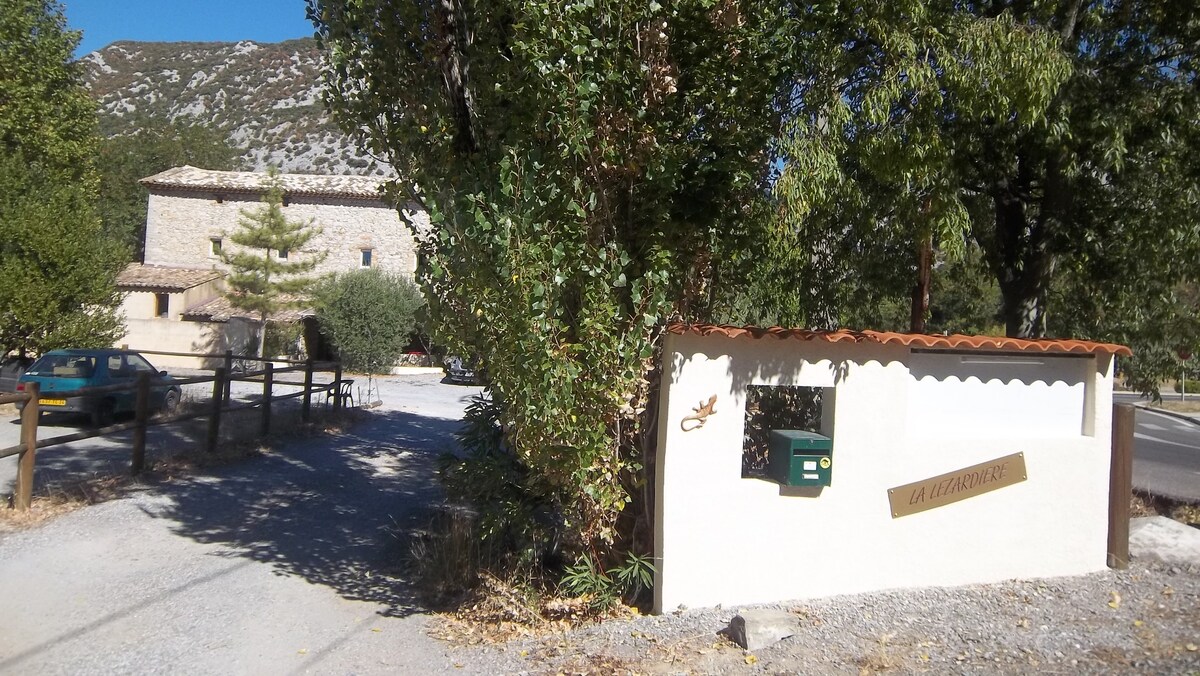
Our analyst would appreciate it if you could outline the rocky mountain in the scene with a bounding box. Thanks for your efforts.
[81,38,389,176]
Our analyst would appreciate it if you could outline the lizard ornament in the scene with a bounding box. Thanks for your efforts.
[680,395,718,432]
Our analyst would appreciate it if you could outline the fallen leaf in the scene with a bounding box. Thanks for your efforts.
[298,649,308,655]
[1132,620,1144,627]
[1108,591,1121,609]
[1187,643,1198,652]
[371,628,381,633]
[745,654,758,665]
[1162,586,1175,597]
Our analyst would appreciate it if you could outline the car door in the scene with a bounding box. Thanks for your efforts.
[104,354,137,413]
[124,353,169,409]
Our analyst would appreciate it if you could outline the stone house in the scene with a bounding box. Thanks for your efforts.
[116,166,426,368]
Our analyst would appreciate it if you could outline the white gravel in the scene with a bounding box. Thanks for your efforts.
[1,373,1197,675]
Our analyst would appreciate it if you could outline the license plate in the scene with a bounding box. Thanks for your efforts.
[40,398,67,406]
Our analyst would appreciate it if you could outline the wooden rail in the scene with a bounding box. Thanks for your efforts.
[3,358,347,511]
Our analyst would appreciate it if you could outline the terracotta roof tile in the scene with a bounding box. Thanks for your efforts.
[140,165,388,200]
[182,295,313,323]
[117,264,223,291]
[667,323,1132,357]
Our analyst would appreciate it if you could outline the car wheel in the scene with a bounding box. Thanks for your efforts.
[164,389,180,413]
[91,400,114,427]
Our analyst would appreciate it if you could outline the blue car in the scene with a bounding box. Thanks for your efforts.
[16,349,181,426]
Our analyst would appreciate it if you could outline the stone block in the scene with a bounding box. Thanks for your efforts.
[726,608,798,651]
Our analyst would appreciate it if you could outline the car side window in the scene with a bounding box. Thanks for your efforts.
[127,354,157,373]
[106,355,125,379]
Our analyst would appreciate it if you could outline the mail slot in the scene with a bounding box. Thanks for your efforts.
[768,430,832,487]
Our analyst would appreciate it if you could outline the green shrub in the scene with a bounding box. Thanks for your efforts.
[313,268,425,373]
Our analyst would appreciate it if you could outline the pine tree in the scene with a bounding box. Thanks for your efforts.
[220,168,325,358]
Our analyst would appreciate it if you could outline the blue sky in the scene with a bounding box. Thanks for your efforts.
[63,0,315,56]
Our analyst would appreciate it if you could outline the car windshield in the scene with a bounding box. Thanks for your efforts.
[26,354,98,378]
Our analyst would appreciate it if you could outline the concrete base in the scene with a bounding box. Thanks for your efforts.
[1129,516,1200,565]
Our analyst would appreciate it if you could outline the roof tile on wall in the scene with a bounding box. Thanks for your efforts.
[666,323,1132,357]
[116,264,223,291]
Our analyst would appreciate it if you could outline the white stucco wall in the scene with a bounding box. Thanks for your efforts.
[143,191,424,279]
[653,333,1115,613]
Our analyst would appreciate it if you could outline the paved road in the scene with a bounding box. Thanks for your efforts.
[0,374,526,674]
[1114,393,1200,502]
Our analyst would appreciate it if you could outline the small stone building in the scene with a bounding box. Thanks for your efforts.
[653,323,1131,613]
[117,166,427,368]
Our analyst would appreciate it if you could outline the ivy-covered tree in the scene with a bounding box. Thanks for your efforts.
[313,268,425,374]
[220,169,325,358]
[0,0,125,356]
[310,1,794,554]
[98,118,239,260]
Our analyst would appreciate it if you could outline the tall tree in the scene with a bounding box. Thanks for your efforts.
[310,0,794,553]
[220,169,325,358]
[0,0,125,356]
[98,118,239,260]
[770,1,1200,348]
[0,158,126,355]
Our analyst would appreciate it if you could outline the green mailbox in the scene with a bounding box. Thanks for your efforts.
[768,430,833,487]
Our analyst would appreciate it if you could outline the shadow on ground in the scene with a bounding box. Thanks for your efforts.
[136,408,463,618]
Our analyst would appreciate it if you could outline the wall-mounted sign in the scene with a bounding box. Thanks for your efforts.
[888,453,1026,518]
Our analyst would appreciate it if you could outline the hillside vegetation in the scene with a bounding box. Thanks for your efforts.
[82,38,385,175]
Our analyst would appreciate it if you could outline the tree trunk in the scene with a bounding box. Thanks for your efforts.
[909,233,932,333]
[992,195,1052,339]
[257,312,268,359]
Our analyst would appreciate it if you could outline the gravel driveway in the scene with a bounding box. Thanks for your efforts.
[1,374,1197,674]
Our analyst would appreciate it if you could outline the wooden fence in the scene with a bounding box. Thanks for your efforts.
[1,355,346,511]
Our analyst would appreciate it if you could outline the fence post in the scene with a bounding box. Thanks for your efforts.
[333,363,343,413]
[131,372,150,475]
[261,362,273,438]
[207,367,225,453]
[223,349,233,402]
[1108,403,1135,569]
[15,382,40,511]
[302,358,313,423]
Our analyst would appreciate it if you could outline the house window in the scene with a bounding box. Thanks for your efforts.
[210,238,223,256]
[360,249,373,268]
[154,293,170,318]
[278,248,289,260]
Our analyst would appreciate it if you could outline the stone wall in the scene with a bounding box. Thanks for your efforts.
[144,190,426,279]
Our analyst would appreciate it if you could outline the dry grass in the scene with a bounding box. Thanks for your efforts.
[1148,399,1200,413]
[0,473,132,533]
[1131,492,1200,527]
[856,633,904,674]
